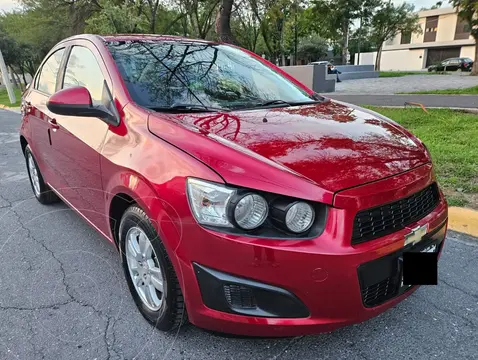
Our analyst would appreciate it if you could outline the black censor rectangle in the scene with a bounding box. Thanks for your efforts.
[403,252,438,285]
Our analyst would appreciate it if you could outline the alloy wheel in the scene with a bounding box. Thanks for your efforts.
[125,226,165,311]
[27,152,41,196]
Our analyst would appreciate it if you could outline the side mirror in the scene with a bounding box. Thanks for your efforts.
[47,86,116,122]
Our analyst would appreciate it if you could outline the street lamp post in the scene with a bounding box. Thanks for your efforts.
[0,49,15,104]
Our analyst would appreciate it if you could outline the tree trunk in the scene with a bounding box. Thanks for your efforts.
[15,73,24,92]
[21,70,27,87]
[374,44,383,71]
[216,0,237,44]
[342,20,349,65]
[472,39,478,76]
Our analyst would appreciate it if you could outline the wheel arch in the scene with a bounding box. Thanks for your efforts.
[20,135,28,154]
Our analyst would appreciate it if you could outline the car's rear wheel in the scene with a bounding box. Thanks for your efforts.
[25,145,59,204]
[119,205,187,331]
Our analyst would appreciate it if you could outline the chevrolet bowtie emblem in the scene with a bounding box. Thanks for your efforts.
[404,224,429,246]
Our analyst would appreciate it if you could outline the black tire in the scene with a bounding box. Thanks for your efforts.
[24,145,59,204]
[119,205,187,331]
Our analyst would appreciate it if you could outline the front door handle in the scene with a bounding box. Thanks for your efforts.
[48,118,60,131]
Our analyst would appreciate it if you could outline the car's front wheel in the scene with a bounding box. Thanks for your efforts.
[119,205,187,331]
[24,145,59,204]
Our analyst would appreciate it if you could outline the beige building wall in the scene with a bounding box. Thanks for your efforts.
[435,13,457,42]
[356,50,426,71]
[357,8,476,71]
[460,46,476,59]
[412,17,426,44]
[381,49,426,70]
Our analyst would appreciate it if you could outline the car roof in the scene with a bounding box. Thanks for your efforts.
[56,33,218,46]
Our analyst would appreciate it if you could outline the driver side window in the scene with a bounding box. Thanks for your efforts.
[62,46,106,106]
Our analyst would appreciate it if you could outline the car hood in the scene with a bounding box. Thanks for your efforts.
[148,100,429,193]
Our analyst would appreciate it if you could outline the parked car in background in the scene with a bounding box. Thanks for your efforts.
[20,34,448,337]
[428,57,473,72]
[308,60,330,66]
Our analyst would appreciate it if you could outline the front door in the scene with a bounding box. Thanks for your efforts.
[26,48,66,188]
[48,44,110,234]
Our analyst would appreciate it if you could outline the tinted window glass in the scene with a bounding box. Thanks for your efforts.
[37,49,65,94]
[106,41,313,110]
[63,46,106,105]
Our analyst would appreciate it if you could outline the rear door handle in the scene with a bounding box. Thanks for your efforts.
[48,118,60,130]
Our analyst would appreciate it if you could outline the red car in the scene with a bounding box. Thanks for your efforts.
[20,34,448,337]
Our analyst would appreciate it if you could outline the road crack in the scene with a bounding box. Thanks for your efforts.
[5,206,121,357]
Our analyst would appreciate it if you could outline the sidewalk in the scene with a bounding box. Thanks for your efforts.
[327,94,478,109]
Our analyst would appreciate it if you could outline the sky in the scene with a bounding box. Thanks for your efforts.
[0,0,450,12]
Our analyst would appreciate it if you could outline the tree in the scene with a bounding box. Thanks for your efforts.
[85,0,148,33]
[231,2,261,51]
[420,1,443,11]
[296,36,327,63]
[370,2,421,70]
[309,0,362,64]
[451,0,478,75]
[216,0,237,44]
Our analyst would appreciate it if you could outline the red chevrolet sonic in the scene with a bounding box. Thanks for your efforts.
[20,34,448,337]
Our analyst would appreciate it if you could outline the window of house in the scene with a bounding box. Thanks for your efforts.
[424,16,438,42]
[401,31,412,45]
[455,20,471,40]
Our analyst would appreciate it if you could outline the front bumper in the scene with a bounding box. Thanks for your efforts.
[170,164,448,336]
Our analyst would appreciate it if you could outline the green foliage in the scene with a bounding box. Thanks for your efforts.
[85,0,148,34]
[296,36,328,63]
[368,107,478,200]
[369,2,421,69]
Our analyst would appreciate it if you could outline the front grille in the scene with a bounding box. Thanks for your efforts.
[361,276,399,307]
[358,222,446,308]
[352,183,440,245]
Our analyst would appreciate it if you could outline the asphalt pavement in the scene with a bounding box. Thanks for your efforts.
[1,110,477,360]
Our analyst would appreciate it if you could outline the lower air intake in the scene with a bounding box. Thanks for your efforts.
[223,284,257,309]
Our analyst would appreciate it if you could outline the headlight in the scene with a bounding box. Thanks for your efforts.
[187,178,323,238]
[285,202,315,233]
[231,193,268,230]
[186,178,235,227]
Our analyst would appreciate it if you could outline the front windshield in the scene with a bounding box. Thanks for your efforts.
[106,40,314,110]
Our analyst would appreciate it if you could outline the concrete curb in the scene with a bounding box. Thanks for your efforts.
[361,105,478,113]
[0,105,21,113]
[448,207,478,238]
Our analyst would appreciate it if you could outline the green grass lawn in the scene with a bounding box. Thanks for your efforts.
[379,71,442,78]
[402,85,478,95]
[368,107,478,208]
[0,87,22,107]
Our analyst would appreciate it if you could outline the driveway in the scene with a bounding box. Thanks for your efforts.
[335,73,476,94]
[1,110,477,359]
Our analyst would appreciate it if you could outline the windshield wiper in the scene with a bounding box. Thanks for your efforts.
[257,99,293,107]
[245,98,326,109]
[148,103,226,113]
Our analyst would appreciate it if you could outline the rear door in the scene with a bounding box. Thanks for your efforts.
[25,48,67,188]
[48,42,112,234]
[447,58,460,71]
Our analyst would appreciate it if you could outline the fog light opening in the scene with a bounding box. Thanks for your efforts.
[223,284,257,309]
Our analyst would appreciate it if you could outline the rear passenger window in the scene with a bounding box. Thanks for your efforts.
[62,46,106,106]
[36,48,65,95]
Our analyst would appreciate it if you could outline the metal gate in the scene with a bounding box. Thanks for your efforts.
[426,47,461,67]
